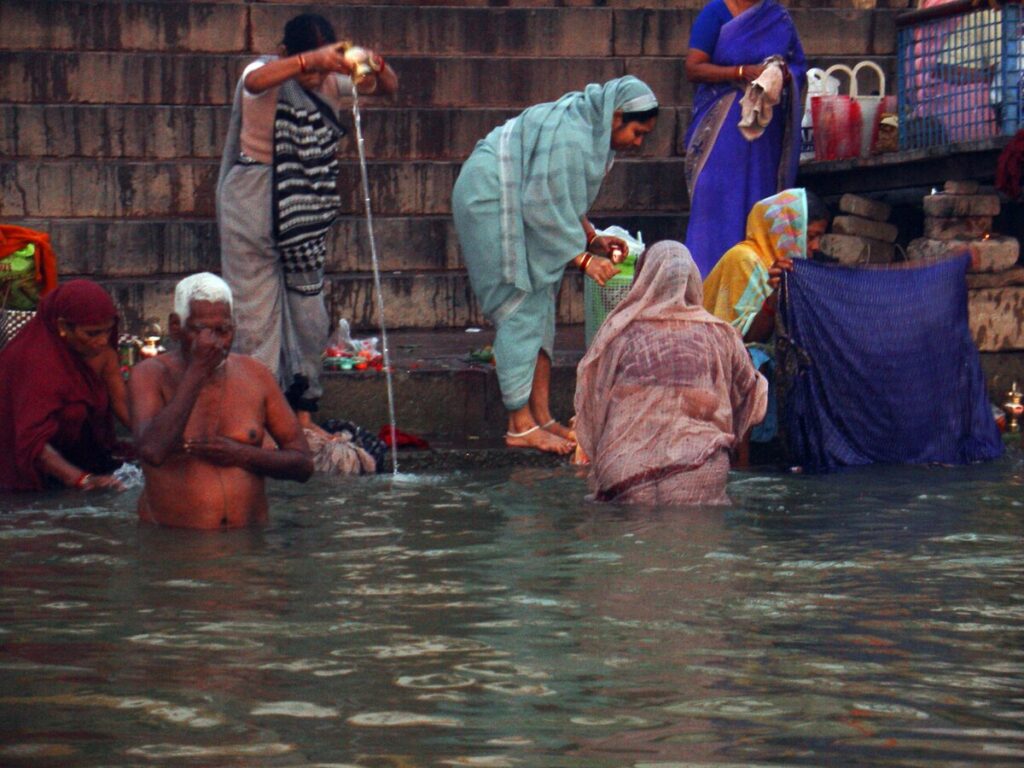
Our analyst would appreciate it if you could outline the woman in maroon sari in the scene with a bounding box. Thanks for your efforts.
[0,280,128,491]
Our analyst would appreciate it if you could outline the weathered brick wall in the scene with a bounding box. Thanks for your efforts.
[1,0,905,332]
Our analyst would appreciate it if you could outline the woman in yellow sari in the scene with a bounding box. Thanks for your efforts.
[703,188,829,342]
[702,188,828,447]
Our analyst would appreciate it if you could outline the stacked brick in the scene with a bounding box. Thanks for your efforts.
[820,194,897,264]
[906,181,1024,352]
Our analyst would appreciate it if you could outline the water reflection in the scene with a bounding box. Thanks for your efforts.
[0,454,1021,766]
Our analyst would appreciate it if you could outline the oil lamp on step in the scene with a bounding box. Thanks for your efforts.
[1003,381,1023,433]
[140,320,163,359]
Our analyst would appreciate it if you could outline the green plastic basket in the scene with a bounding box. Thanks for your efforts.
[583,253,636,346]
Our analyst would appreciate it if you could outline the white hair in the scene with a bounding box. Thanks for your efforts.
[174,272,233,322]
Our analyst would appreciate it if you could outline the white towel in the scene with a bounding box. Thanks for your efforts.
[738,60,785,141]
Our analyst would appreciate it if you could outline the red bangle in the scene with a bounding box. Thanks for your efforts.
[74,472,92,489]
[586,232,599,250]
[578,253,594,273]
[298,54,308,73]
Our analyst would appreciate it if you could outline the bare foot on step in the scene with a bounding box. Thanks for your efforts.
[538,418,575,442]
[505,424,575,454]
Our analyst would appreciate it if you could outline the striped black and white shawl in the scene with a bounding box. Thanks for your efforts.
[272,79,346,295]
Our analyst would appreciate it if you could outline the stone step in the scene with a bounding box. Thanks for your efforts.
[0,50,895,110]
[94,271,589,335]
[24,212,688,276]
[3,2,897,60]
[1,157,689,218]
[0,104,686,161]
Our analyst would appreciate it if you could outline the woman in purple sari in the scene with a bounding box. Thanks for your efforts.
[684,0,806,277]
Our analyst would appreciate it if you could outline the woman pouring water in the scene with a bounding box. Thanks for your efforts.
[452,77,659,454]
[216,13,398,439]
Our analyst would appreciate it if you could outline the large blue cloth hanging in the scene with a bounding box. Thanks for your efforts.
[776,255,1003,472]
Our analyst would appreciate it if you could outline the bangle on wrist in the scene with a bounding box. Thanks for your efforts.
[738,65,745,80]
[578,253,594,274]
[586,231,598,250]
[74,472,93,489]
[298,54,308,73]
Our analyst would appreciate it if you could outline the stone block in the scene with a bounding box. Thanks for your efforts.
[969,287,1024,352]
[923,215,993,241]
[831,215,898,243]
[789,9,898,56]
[944,179,981,195]
[0,160,217,218]
[615,9,692,57]
[0,105,231,160]
[968,266,1024,290]
[907,236,1019,273]
[0,1,246,53]
[617,57,695,107]
[593,158,689,213]
[0,52,240,106]
[22,218,219,277]
[820,233,895,264]
[838,193,891,222]
[923,193,1000,218]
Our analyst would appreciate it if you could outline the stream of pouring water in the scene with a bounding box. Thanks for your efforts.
[351,82,399,475]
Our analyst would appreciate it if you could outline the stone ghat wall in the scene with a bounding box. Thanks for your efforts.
[2,0,908,332]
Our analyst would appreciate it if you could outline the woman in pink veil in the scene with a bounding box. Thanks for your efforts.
[573,241,768,505]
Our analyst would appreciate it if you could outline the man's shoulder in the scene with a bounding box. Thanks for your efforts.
[227,353,276,384]
[132,353,176,379]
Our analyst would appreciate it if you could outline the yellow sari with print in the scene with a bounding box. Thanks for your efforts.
[702,188,808,336]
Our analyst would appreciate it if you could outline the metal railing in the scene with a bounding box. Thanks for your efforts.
[897,0,1022,150]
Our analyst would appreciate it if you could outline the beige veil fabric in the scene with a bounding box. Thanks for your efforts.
[573,241,768,504]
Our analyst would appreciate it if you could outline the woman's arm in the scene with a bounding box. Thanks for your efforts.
[742,256,793,344]
[35,444,122,490]
[100,347,129,427]
[685,49,765,85]
[245,42,351,93]
[244,43,397,96]
[356,56,399,96]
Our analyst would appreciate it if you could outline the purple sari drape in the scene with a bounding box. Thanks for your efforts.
[684,0,807,277]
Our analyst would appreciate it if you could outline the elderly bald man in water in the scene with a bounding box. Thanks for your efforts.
[129,273,313,529]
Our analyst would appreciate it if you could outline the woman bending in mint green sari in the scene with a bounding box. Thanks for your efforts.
[452,77,658,454]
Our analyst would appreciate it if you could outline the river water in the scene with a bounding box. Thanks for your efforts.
[1,456,1022,767]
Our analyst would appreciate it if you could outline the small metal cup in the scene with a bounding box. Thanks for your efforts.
[343,46,375,84]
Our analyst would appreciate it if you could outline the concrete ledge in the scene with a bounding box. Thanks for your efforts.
[316,327,584,441]
[799,138,1010,194]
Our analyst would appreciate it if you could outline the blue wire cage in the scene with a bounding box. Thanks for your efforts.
[897,0,1023,151]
